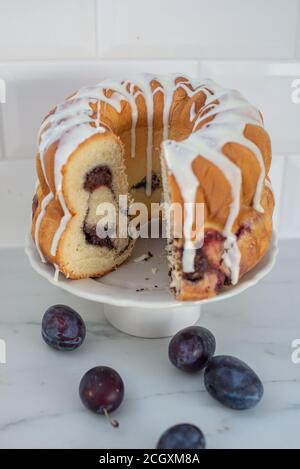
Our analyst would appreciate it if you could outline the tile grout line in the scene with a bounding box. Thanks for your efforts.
[0,58,300,66]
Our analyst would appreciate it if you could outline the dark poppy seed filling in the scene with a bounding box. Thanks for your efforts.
[132,173,161,191]
[32,194,38,219]
[83,223,114,249]
[84,165,112,192]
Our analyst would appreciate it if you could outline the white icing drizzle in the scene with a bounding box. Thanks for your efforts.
[162,79,266,284]
[154,74,176,141]
[50,190,71,257]
[35,74,267,285]
[131,74,156,196]
[191,85,265,212]
[124,82,142,159]
[189,101,197,122]
[53,264,60,282]
[96,98,101,128]
[265,179,274,195]
[163,141,201,272]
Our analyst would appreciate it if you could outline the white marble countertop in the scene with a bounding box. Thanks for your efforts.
[0,240,299,449]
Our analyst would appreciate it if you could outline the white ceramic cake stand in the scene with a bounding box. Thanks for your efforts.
[25,233,278,338]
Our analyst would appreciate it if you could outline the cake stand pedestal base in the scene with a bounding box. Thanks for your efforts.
[103,304,201,338]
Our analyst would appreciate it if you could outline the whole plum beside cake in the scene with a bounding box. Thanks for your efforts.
[204,355,264,410]
[42,304,86,351]
[157,423,206,450]
[79,366,124,427]
[169,326,216,372]
[38,303,266,443]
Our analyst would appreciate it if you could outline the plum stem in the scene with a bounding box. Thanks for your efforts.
[103,408,119,428]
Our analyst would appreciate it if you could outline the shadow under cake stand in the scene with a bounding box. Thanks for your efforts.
[25,233,278,338]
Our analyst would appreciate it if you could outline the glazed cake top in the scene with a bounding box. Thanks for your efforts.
[35,74,269,283]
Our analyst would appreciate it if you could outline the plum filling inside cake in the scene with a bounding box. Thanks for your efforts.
[168,231,230,298]
[84,165,112,192]
[186,232,228,284]
[168,224,254,298]
[132,173,161,192]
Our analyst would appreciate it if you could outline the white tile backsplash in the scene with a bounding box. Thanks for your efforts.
[0,0,298,61]
[97,0,298,59]
[0,160,35,246]
[0,0,96,60]
[279,155,300,238]
[0,0,299,239]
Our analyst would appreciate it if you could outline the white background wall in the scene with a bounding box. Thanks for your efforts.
[0,0,299,244]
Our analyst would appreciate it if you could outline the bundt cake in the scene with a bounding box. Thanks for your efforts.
[31,74,274,300]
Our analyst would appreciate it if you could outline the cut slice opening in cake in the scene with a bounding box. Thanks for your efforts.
[51,133,134,279]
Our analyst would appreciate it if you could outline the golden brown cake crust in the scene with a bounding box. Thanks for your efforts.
[177,184,274,300]
[31,75,274,300]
